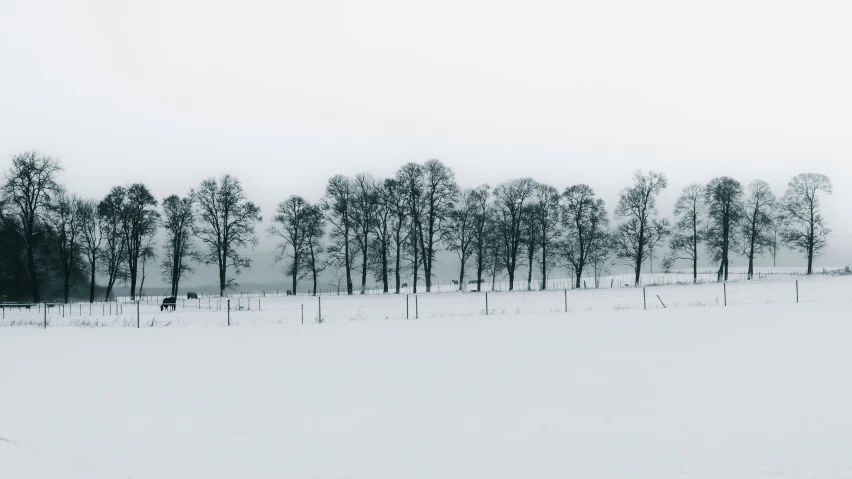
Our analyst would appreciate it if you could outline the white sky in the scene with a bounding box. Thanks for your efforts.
[2,0,850,288]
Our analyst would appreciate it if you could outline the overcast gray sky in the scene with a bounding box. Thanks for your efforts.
[2,0,850,289]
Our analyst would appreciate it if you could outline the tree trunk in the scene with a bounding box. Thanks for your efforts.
[219,265,226,297]
[361,248,367,294]
[692,222,698,284]
[575,264,584,289]
[748,234,756,281]
[105,276,115,302]
[381,243,389,293]
[476,243,484,293]
[692,255,698,285]
[807,214,815,275]
[423,247,432,293]
[26,244,40,303]
[458,257,465,292]
[394,238,401,294]
[526,247,534,291]
[63,269,71,304]
[343,226,353,295]
[634,227,645,287]
[129,269,137,301]
[411,230,419,294]
[89,261,96,303]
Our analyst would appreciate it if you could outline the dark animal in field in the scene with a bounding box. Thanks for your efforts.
[187,292,198,299]
[286,290,292,296]
[451,280,459,285]
[401,283,408,288]
[160,297,177,311]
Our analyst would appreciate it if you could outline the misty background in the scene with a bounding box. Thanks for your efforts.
[2,0,850,293]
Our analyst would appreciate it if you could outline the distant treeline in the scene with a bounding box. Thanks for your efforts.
[0,151,833,303]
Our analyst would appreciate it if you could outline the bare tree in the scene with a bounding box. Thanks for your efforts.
[98,187,127,301]
[768,211,783,267]
[192,175,262,297]
[301,204,326,296]
[78,199,103,302]
[161,194,195,297]
[646,218,671,275]
[530,184,561,290]
[521,198,541,291]
[612,171,668,287]
[383,178,409,294]
[562,184,609,289]
[780,173,832,275]
[121,184,160,300]
[351,173,378,294]
[0,151,62,302]
[493,178,536,291]
[589,233,612,288]
[322,175,354,295]
[670,184,705,284]
[137,231,157,298]
[447,188,479,291]
[396,163,425,293]
[737,180,776,280]
[418,160,458,292]
[705,177,744,282]
[469,185,491,292]
[269,195,312,296]
[46,193,83,303]
[369,180,395,293]
[483,208,505,291]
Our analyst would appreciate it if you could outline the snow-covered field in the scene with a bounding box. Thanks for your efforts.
[3,300,852,478]
[2,274,850,327]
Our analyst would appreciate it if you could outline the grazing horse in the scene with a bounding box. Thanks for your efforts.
[160,297,177,311]
[187,292,198,299]
[286,290,292,296]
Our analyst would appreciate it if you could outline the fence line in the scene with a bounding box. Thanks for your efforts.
[2,275,850,328]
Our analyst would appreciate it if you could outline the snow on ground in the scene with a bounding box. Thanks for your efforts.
[3,300,852,478]
[3,275,851,327]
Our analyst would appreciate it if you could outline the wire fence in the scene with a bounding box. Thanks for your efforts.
[2,275,850,328]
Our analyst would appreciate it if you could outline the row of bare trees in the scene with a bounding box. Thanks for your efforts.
[1,151,834,302]
[0,151,263,302]
[269,165,833,294]
[664,174,832,284]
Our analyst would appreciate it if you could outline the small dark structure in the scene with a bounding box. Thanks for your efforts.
[451,280,459,286]
[401,283,408,288]
[187,292,198,299]
[160,297,177,311]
